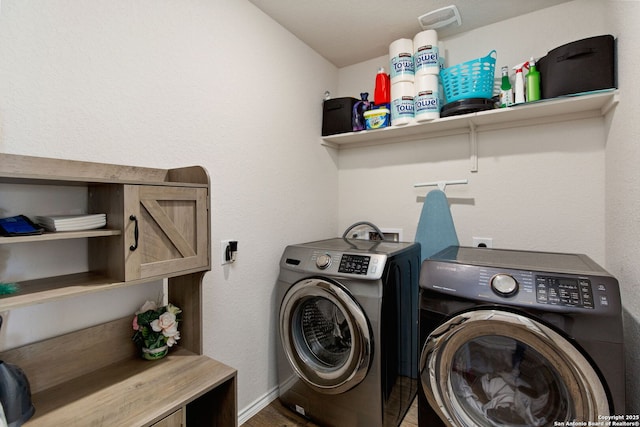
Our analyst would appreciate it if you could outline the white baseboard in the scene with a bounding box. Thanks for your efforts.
[238,385,280,426]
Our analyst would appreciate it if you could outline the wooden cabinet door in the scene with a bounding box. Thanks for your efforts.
[124,185,208,280]
[152,408,184,427]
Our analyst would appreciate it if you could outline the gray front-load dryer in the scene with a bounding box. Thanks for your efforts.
[418,246,625,427]
[276,238,420,427]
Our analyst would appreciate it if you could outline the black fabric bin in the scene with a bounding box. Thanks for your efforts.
[322,97,357,136]
[538,35,616,99]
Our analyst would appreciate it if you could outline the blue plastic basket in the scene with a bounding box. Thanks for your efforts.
[440,50,497,103]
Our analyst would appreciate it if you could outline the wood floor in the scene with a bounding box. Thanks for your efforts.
[243,396,418,427]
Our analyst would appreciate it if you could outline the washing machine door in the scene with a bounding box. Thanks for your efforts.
[279,278,372,395]
[420,309,609,427]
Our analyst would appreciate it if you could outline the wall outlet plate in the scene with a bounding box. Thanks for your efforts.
[473,237,493,248]
[220,239,237,265]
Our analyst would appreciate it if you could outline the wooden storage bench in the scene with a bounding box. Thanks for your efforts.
[0,154,236,426]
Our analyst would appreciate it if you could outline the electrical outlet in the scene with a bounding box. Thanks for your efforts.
[220,239,238,265]
[473,237,493,248]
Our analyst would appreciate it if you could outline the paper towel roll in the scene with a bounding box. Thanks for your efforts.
[414,74,440,122]
[390,81,415,126]
[414,30,439,76]
[389,38,415,84]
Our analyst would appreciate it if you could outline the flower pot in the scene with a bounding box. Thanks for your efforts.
[141,345,168,361]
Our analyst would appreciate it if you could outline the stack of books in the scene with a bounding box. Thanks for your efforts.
[35,214,107,232]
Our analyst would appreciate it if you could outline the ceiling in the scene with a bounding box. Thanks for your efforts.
[248,0,573,68]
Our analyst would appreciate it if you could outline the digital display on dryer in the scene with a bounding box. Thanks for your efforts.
[339,254,370,275]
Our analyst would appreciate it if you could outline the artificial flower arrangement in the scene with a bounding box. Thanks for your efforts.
[132,300,182,360]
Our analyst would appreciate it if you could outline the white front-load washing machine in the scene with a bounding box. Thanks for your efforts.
[276,237,421,427]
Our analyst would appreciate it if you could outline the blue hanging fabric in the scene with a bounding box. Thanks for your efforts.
[414,189,459,262]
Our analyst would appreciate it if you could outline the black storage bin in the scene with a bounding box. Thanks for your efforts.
[322,97,357,136]
[538,35,616,99]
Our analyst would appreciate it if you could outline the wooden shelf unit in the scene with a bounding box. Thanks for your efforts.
[0,153,237,427]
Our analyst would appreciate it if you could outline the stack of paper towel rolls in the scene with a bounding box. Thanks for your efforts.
[389,30,441,126]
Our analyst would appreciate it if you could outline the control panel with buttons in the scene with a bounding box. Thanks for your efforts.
[305,250,387,279]
[420,246,620,314]
[535,276,594,309]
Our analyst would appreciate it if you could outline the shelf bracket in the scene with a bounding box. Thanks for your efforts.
[469,121,478,173]
[601,91,619,116]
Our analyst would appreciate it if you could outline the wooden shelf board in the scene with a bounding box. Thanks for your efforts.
[0,229,121,245]
[27,349,236,427]
[0,269,210,311]
[0,153,210,186]
[0,272,125,311]
[322,90,618,149]
[0,175,209,187]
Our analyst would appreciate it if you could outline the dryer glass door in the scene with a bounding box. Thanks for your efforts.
[280,278,372,395]
[420,309,609,426]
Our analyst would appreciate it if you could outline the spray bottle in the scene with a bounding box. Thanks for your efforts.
[526,57,541,102]
[499,66,513,108]
[513,61,529,104]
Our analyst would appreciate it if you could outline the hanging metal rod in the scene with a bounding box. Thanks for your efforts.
[413,179,468,192]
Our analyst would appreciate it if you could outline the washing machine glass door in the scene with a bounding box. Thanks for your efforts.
[420,309,609,427]
[280,278,372,395]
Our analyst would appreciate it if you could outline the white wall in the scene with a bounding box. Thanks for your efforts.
[337,0,640,413]
[337,0,609,261]
[0,0,339,415]
[2,0,638,419]
[605,0,640,415]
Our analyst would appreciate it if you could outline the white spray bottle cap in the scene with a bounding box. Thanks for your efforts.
[513,61,528,72]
